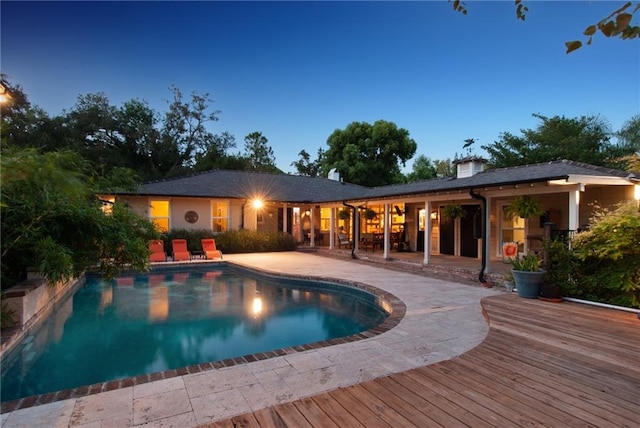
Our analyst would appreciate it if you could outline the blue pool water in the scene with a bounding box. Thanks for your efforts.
[0,265,388,402]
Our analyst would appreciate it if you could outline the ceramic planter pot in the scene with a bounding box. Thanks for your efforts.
[512,269,546,299]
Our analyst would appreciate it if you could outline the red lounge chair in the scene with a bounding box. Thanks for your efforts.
[201,238,223,260]
[171,239,191,261]
[149,240,167,262]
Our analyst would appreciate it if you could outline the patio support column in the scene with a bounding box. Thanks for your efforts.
[354,208,360,252]
[282,203,288,234]
[383,204,390,259]
[297,207,303,244]
[569,187,581,232]
[484,195,493,273]
[310,207,315,246]
[424,200,432,265]
[329,207,335,249]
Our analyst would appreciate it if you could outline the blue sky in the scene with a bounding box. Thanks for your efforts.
[2,1,638,173]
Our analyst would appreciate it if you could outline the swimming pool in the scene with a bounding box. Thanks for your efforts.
[1,264,391,403]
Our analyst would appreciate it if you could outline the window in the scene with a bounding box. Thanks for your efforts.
[150,200,170,232]
[101,196,115,215]
[320,207,331,230]
[501,204,525,254]
[211,201,229,232]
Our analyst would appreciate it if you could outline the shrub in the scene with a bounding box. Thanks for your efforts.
[543,237,578,294]
[166,229,298,254]
[570,201,640,308]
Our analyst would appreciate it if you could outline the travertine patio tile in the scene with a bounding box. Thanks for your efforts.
[133,376,185,399]
[133,411,196,427]
[69,388,133,426]
[283,351,334,373]
[132,388,192,425]
[190,388,249,422]
[3,399,74,428]
[184,365,258,398]
[246,355,291,373]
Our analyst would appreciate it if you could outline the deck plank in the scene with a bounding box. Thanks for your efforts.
[200,294,640,427]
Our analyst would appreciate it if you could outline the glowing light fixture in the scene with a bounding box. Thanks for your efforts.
[430,211,438,220]
[0,82,11,104]
[635,185,640,201]
[252,199,264,209]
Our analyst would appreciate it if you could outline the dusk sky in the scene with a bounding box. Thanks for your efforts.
[2,1,638,173]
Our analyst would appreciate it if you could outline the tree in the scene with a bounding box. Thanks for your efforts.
[480,113,631,168]
[434,158,455,178]
[0,149,159,289]
[0,74,59,151]
[291,148,325,177]
[615,114,640,171]
[448,0,640,53]
[243,131,279,172]
[406,154,437,182]
[158,85,223,177]
[323,120,417,186]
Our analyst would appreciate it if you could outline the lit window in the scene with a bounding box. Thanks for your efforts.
[150,200,170,232]
[101,196,115,215]
[212,201,229,232]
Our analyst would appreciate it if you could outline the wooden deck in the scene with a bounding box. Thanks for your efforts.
[202,294,640,428]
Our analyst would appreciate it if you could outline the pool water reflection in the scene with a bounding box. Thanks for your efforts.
[1,265,388,402]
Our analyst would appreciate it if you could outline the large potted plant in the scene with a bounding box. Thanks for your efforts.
[510,253,545,299]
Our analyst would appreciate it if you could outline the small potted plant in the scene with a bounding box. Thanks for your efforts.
[506,195,544,219]
[363,208,377,220]
[442,203,466,219]
[338,209,351,220]
[510,252,545,299]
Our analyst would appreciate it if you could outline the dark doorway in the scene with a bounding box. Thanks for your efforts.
[439,215,455,255]
[278,208,293,234]
[417,230,424,252]
[460,205,479,258]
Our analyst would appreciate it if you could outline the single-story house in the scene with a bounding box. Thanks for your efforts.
[104,158,639,279]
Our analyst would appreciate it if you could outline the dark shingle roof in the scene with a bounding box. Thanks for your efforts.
[118,170,366,203]
[359,159,637,201]
[116,161,637,203]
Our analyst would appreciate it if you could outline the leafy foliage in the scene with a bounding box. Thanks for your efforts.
[1,149,159,289]
[543,237,578,293]
[214,230,298,253]
[323,120,417,186]
[291,148,325,177]
[166,228,298,254]
[481,113,630,169]
[570,201,640,308]
[510,253,542,272]
[243,131,280,172]
[448,1,639,53]
[442,203,466,219]
[505,195,544,220]
[566,2,640,53]
[406,155,437,182]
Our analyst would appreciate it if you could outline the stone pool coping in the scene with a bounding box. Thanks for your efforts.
[0,260,406,414]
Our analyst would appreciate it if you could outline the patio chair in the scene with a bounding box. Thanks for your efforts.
[201,238,223,260]
[337,232,352,249]
[149,240,167,262]
[171,239,191,261]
